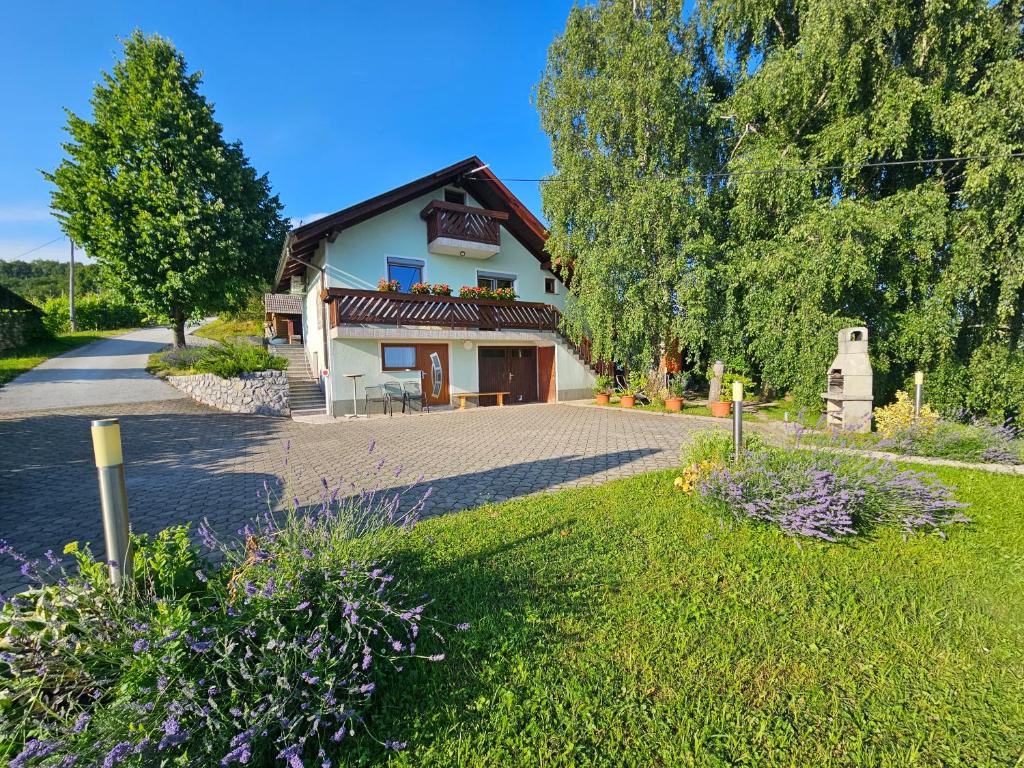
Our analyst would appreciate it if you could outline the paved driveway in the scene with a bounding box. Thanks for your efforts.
[0,327,184,413]
[0,400,714,592]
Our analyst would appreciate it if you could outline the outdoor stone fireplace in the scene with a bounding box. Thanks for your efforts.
[821,327,873,432]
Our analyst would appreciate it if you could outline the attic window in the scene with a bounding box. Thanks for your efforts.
[545,277,557,295]
[444,189,466,205]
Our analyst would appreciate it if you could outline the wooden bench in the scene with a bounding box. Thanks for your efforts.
[456,391,510,409]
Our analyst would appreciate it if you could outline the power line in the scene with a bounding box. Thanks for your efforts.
[467,151,1024,184]
[6,236,65,261]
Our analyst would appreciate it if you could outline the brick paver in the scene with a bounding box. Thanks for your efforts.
[0,400,712,592]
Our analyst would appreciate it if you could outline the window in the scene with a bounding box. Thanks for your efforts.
[386,258,423,293]
[444,189,466,205]
[477,272,516,291]
[544,277,557,295]
[382,344,417,370]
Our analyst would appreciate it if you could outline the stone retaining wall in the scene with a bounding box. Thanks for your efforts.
[166,370,289,416]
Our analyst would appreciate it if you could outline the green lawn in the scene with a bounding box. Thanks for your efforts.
[193,316,261,343]
[0,329,130,386]
[365,466,1023,766]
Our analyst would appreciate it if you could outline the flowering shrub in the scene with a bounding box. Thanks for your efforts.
[1,445,460,766]
[877,418,1023,465]
[457,286,517,301]
[410,282,432,295]
[377,278,401,293]
[874,391,939,438]
[151,341,288,378]
[686,431,969,542]
[430,283,452,296]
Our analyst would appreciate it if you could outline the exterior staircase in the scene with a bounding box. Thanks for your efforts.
[272,343,326,417]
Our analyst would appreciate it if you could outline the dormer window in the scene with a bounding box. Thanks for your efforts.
[444,189,466,205]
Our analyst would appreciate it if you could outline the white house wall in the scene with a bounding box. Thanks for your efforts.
[321,190,565,307]
[328,331,596,414]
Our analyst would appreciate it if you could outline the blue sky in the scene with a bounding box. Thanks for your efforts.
[0,1,577,262]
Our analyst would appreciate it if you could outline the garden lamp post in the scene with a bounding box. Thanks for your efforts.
[91,418,132,590]
[732,380,743,462]
[914,371,924,419]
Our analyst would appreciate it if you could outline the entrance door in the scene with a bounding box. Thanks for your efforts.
[477,347,538,405]
[415,344,449,407]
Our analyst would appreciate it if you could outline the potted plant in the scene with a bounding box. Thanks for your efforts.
[377,278,401,293]
[665,373,687,412]
[620,371,645,408]
[709,393,732,418]
[410,282,432,295]
[592,374,614,405]
[619,384,637,408]
[492,287,517,302]
[431,283,452,296]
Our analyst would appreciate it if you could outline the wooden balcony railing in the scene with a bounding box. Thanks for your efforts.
[326,288,558,332]
[420,200,507,247]
[324,287,614,375]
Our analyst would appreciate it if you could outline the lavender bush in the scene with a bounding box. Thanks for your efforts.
[1,443,459,766]
[687,432,969,542]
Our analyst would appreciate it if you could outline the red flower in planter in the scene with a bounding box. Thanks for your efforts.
[431,283,452,296]
[410,282,432,294]
[377,278,401,293]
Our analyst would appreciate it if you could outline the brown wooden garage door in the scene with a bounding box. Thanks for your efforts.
[478,346,538,405]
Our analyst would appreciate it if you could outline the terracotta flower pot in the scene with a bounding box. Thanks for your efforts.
[665,396,683,412]
[620,395,636,408]
[709,400,732,418]
[595,393,610,405]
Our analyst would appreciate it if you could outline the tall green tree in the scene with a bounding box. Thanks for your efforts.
[706,0,1024,408]
[539,0,1024,421]
[536,0,727,369]
[46,31,287,347]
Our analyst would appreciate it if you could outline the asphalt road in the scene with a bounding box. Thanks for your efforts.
[0,327,185,413]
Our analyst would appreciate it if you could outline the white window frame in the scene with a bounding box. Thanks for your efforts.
[476,270,517,292]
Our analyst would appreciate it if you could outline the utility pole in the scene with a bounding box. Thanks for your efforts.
[69,240,76,332]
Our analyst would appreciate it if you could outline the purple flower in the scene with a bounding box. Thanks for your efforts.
[195,570,208,583]
[190,640,214,652]
[456,622,471,631]
[102,741,132,768]
[133,638,150,653]
[359,682,375,694]
[220,742,252,765]
[71,712,91,733]
[294,601,310,611]
[11,738,59,768]
[384,740,408,750]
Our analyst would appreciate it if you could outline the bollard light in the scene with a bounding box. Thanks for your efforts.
[913,370,924,419]
[732,380,743,462]
[91,418,132,591]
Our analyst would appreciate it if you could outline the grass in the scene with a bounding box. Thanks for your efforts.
[596,397,756,420]
[359,465,1024,766]
[757,403,823,426]
[193,316,262,343]
[0,329,130,386]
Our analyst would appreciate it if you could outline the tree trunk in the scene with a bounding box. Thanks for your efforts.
[172,309,187,348]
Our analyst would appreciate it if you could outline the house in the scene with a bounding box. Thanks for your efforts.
[271,156,600,417]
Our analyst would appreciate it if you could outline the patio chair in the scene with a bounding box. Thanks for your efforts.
[402,380,427,413]
[383,382,406,417]
[364,384,392,417]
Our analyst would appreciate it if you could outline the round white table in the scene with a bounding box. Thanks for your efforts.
[343,373,364,419]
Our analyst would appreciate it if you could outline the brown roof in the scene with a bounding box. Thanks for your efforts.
[264,292,302,314]
[274,156,549,290]
[0,285,41,315]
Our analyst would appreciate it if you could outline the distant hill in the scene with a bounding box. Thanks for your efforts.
[0,259,104,304]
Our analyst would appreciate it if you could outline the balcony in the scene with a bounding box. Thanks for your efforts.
[420,199,508,259]
[326,288,558,332]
